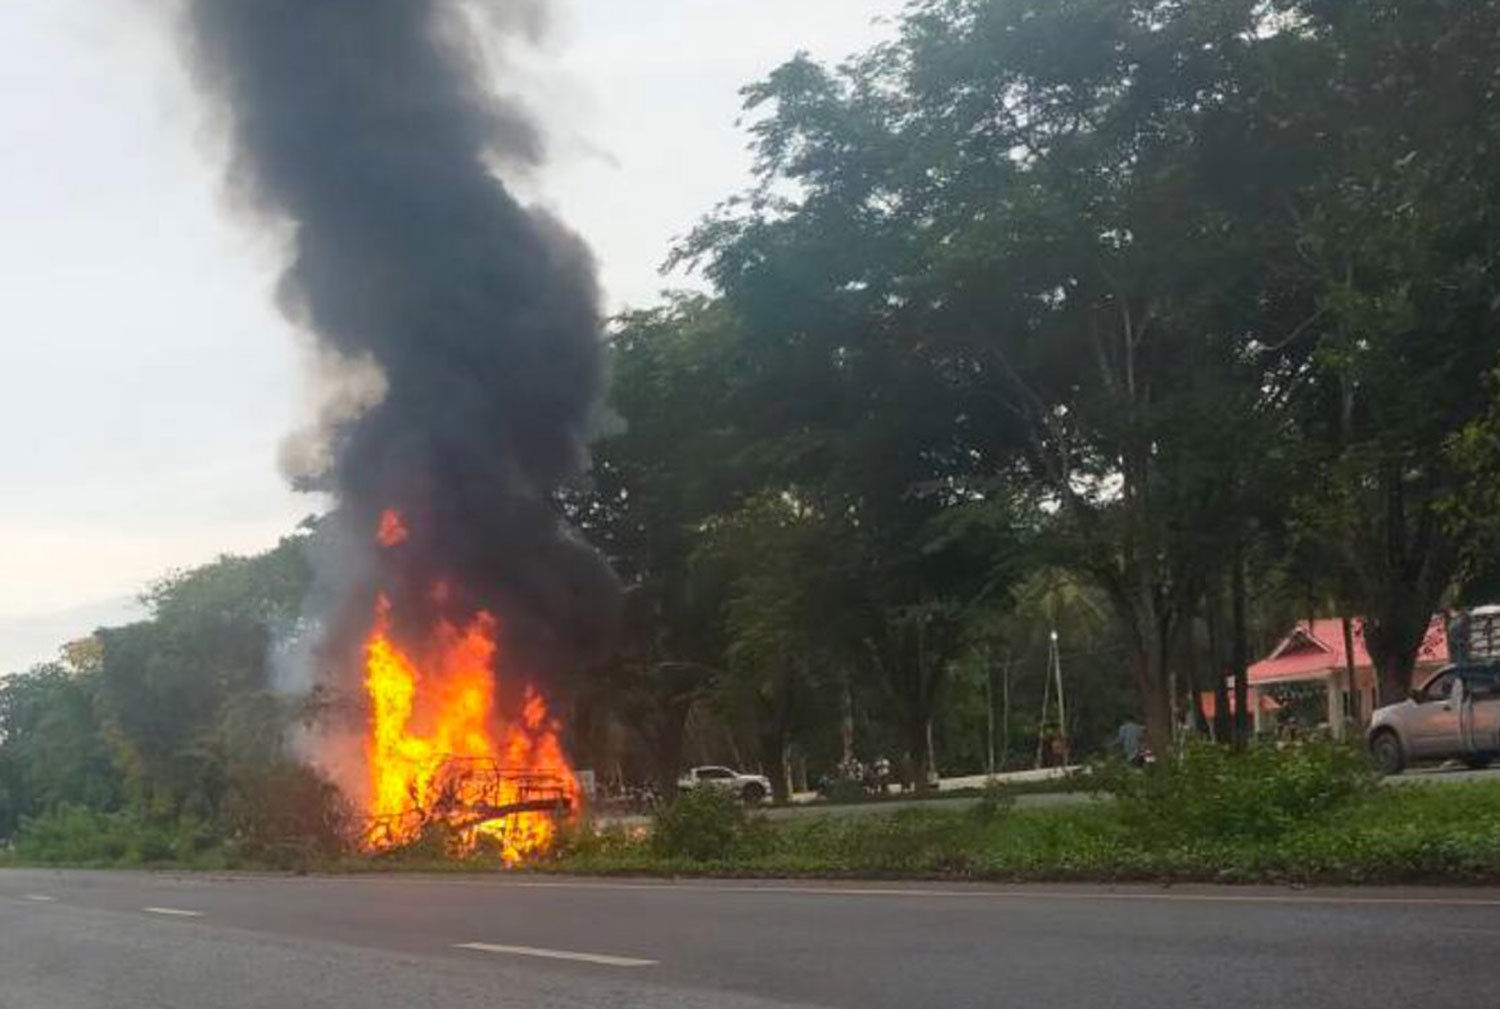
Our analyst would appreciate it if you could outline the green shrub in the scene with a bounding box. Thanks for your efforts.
[652,787,749,861]
[820,779,869,804]
[551,819,643,861]
[547,774,1500,884]
[221,760,351,866]
[11,805,216,866]
[371,821,462,863]
[1109,739,1375,843]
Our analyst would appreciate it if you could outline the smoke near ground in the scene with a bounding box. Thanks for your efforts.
[180,0,618,711]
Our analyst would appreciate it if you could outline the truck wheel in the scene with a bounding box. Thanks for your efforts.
[741,782,766,803]
[1370,730,1405,777]
[1463,754,1494,770]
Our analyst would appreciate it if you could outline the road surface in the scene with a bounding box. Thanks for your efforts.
[4,870,1500,1008]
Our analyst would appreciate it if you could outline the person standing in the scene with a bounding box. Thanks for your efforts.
[1116,716,1145,767]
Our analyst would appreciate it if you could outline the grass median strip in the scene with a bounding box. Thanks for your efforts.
[545,746,1500,886]
[453,942,657,967]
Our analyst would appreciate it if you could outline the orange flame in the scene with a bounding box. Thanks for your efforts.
[361,580,577,864]
[377,509,409,547]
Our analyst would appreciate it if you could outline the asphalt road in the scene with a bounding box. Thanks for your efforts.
[5,871,1500,1009]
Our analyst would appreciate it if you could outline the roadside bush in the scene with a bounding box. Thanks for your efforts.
[221,760,351,866]
[820,778,868,805]
[547,775,1500,884]
[372,821,461,863]
[651,787,750,861]
[1109,740,1375,843]
[550,819,642,862]
[11,805,217,866]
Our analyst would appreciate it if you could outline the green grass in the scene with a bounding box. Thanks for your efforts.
[545,781,1500,884]
[544,744,1500,885]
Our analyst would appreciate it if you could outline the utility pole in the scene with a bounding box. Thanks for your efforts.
[1035,630,1068,768]
[1052,631,1068,766]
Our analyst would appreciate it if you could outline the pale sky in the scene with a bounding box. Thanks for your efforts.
[0,0,905,672]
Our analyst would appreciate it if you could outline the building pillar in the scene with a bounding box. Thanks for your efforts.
[1326,675,1344,741]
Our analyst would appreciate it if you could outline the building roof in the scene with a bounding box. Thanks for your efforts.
[1248,617,1450,686]
[1199,691,1281,719]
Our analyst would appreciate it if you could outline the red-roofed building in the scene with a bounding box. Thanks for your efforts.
[1198,690,1280,723]
[1243,616,1451,736]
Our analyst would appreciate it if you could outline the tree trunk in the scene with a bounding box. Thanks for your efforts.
[761,662,797,803]
[1141,660,1173,761]
[1370,639,1418,709]
[1358,461,1459,707]
[908,714,937,791]
[1364,595,1432,707]
[1132,601,1174,760]
[763,738,792,803]
[650,698,692,799]
[1000,659,1011,770]
[1207,588,1231,743]
[1231,540,1251,749]
[1341,615,1360,730]
[839,674,855,767]
[984,654,995,776]
[1188,666,1209,738]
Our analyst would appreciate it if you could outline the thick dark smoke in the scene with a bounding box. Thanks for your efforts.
[182,0,617,681]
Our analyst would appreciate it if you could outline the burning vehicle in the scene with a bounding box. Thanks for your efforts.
[182,0,618,862]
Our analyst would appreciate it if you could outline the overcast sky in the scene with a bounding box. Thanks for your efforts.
[0,0,906,672]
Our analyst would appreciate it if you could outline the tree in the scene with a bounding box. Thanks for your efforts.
[95,532,312,820]
[0,658,121,838]
[697,492,868,798]
[1276,0,1500,703]
[679,0,1324,752]
[565,299,748,793]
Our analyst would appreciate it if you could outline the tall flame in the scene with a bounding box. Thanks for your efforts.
[362,511,577,864]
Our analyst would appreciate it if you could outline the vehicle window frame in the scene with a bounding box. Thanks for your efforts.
[1420,671,1458,703]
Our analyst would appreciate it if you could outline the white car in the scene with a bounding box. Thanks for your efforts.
[678,765,771,802]
[1367,665,1500,775]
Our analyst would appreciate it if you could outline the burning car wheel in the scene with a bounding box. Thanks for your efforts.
[741,782,767,803]
[1369,730,1405,777]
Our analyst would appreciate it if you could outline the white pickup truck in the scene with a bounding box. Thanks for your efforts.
[1368,665,1500,775]
[677,765,771,802]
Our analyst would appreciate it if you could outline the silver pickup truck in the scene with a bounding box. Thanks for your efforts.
[1367,665,1500,775]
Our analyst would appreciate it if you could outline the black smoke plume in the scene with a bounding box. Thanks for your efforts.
[181,0,617,680]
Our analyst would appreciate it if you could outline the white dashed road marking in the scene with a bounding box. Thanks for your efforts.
[22,894,57,903]
[454,942,657,968]
[142,907,204,918]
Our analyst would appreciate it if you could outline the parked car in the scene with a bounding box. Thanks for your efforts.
[1367,664,1500,775]
[677,765,771,802]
